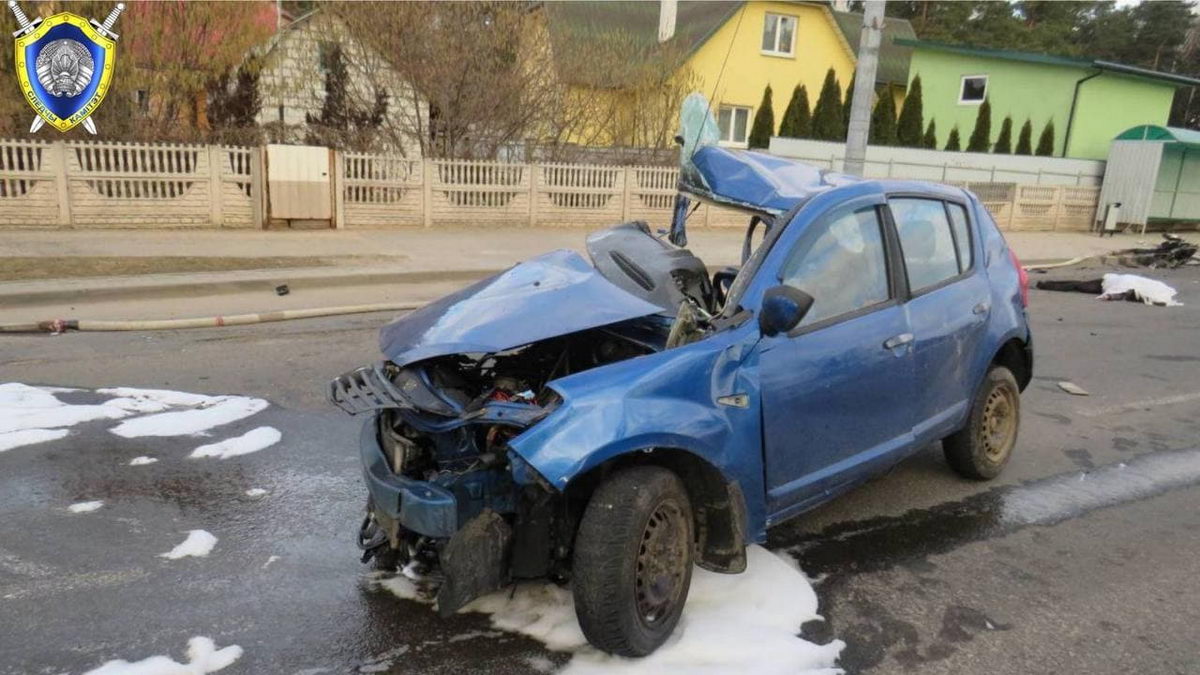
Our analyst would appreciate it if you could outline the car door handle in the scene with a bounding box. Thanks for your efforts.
[972,302,991,315]
[883,333,914,350]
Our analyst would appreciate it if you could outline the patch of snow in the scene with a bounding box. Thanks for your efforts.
[1099,273,1182,306]
[83,636,242,675]
[358,646,410,673]
[0,428,69,452]
[160,530,218,560]
[262,555,280,569]
[377,545,842,675]
[68,500,104,513]
[189,427,281,460]
[109,396,268,438]
[524,655,557,674]
[129,456,158,466]
[0,383,131,435]
[446,630,503,643]
[244,488,268,498]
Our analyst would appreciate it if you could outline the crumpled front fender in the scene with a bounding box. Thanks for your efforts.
[506,327,769,540]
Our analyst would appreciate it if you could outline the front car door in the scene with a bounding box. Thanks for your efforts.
[888,196,992,442]
[754,198,917,523]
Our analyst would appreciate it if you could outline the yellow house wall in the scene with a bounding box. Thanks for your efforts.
[686,2,856,144]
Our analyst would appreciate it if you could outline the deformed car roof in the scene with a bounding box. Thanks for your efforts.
[680,145,862,216]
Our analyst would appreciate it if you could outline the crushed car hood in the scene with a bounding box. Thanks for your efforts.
[380,249,665,366]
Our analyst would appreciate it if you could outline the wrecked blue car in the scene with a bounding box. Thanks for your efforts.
[330,142,1032,657]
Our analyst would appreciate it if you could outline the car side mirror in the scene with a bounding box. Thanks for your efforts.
[758,286,814,337]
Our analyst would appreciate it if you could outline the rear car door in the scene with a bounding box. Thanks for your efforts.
[888,197,992,442]
[756,200,916,520]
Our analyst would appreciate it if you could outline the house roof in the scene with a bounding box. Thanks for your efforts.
[543,1,741,87]
[1116,125,1200,148]
[544,2,916,88]
[829,11,916,85]
[896,38,1200,88]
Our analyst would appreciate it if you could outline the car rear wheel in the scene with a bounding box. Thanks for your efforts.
[943,365,1021,480]
[572,465,694,657]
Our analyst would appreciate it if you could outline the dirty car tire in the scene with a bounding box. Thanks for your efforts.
[572,465,694,657]
[944,365,1021,480]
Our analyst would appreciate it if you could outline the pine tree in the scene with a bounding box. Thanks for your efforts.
[993,115,1013,154]
[966,98,992,152]
[1015,119,1034,155]
[747,85,775,149]
[811,68,843,141]
[841,73,856,140]
[779,84,812,138]
[1035,120,1056,156]
[945,125,962,151]
[306,45,388,149]
[869,85,898,146]
[896,75,924,147]
[922,119,937,149]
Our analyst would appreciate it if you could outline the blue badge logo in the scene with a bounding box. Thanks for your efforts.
[8,1,124,134]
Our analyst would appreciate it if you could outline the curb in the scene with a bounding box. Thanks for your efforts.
[0,267,504,308]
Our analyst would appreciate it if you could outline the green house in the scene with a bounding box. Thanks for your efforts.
[896,39,1200,160]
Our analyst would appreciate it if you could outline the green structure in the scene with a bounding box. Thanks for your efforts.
[896,39,1200,161]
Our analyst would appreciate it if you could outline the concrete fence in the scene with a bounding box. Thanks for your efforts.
[0,138,262,228]
[0,137,1100,231]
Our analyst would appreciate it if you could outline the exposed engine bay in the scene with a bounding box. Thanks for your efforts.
[330,221,737,614]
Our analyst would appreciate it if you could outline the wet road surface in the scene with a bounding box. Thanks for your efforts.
[2,264,1199,673]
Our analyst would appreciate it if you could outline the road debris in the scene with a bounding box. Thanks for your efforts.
[1057,382,1090,396]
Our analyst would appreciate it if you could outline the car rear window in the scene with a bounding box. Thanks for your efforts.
[889,198,961,292]
[946,202,973,270]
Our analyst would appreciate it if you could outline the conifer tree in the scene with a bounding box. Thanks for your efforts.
[966,98,992,152]
[1015,119,1034,155]
[841,73,856,140]
[779,84,812,138]
[812,68,844,141]
[922,119,937,149]
[945,125,962,151]
[993,115,1013,154]
[869,85,898,146]
[747,85,775,149]
[895,75,924,147]
[1035,119,1056,156]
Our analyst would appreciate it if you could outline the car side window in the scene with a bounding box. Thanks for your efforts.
[946,202,973,271]
[779,206,890,326]
[890,198,961,292]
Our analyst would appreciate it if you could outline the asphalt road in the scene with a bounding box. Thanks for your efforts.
[2,263,1199,674]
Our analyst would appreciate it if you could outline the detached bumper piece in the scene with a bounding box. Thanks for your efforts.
[436,509,513,616]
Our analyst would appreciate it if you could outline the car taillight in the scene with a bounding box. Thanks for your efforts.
[1009,249,1029,307]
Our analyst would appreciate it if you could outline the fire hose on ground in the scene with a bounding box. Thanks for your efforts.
[0,302,425,334]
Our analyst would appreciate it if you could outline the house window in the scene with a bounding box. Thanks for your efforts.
[959,75,988,104]
[761,13,797,56]
[718,105,751,145]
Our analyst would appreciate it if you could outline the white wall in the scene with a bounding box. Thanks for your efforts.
[769,136,1106,186]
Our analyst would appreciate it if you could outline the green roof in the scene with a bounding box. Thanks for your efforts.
[895,38,1200,88]
[1116,125,1200,148]
[829,11,916,85]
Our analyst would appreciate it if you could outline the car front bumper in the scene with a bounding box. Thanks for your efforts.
[359,415,458,538]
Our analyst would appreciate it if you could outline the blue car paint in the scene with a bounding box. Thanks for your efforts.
[379,249,664,366]
[358,150,1031,552]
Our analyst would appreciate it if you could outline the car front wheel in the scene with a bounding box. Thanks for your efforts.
[943,365,1021,480]
[572,465,694,656]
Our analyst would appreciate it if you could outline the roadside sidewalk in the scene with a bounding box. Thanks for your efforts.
[0,227,1178,324]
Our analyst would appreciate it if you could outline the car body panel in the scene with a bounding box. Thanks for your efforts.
[378,249,664,366]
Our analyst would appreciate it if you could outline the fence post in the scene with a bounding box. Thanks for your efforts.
[207,146,224,226]
[331,148,345,229]
[250,146,266,229]
[422,159,433,228]
[989,165,996,182]
[52,141,72,227]
[621,166,633,222]
[528,162,539,227]
[887,157,894,177]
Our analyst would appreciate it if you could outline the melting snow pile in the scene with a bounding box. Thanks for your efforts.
[68,500,105,513]
[1100,273,1182,306]
[129,456,158,466]
[190,427,281,459]
[160,530,218,560]
[0,383,274,453]
[379,545,843,675]
[83,636,242,675]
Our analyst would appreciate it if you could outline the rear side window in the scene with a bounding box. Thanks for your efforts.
[779,206,890,326]
[946,202,973,270]
[889,198,961,292]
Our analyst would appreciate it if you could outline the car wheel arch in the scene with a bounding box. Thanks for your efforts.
[564,447,748,574]
[991,336,1032,391]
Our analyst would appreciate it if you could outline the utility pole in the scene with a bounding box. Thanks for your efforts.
[844,0,885,177]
